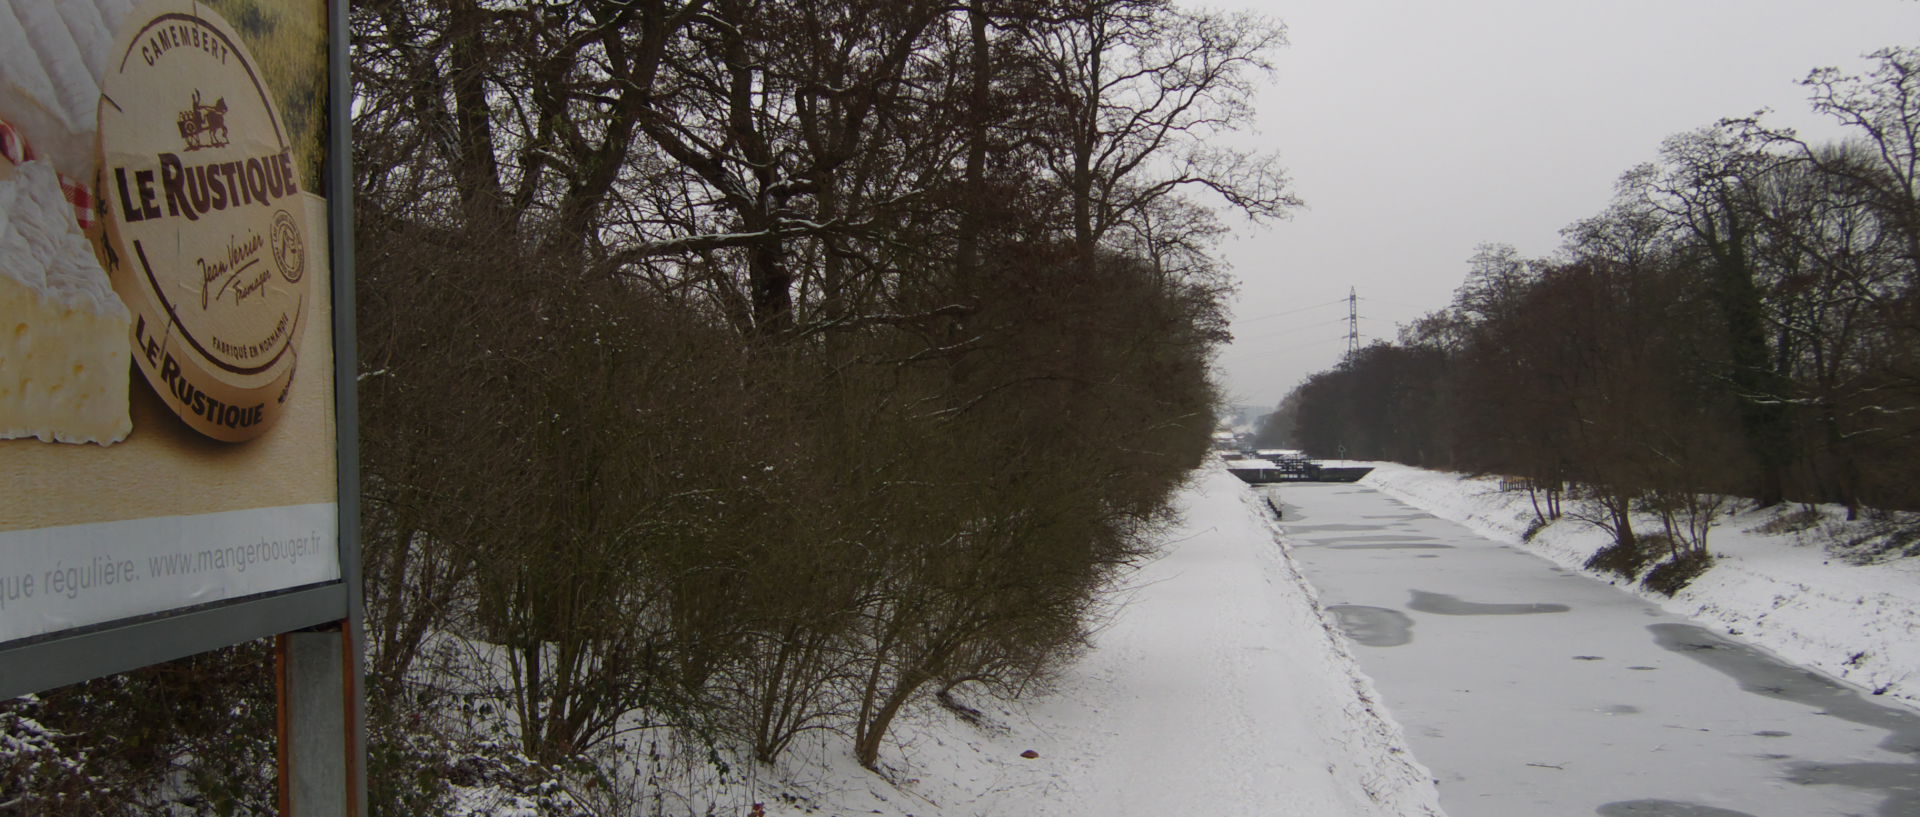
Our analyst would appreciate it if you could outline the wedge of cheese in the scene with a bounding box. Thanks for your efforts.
[0,159,130,445]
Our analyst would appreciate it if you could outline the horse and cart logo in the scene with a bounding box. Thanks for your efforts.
[176,90,230,150]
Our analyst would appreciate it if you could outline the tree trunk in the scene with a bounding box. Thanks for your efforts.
[447,0,509,232]
[1705,203,1792,506]
[854,672,927,770]
[749,237,794,335]
[955,1,992,282]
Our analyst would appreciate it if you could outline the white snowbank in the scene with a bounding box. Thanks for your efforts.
[1361,462,1920,709]
[746,467,1445,816]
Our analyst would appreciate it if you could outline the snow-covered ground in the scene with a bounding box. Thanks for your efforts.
[731,467,1444,817]
[1359,463,1920,710]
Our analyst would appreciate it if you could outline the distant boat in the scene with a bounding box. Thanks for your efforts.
[1225,457,1372,484]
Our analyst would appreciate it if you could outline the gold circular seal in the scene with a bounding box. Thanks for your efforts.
[98,0,309,442]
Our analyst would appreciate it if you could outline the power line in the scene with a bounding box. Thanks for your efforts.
[1358,294,1437,311]
[1235,297,1349,324]
[1237,315,1353,343]
[1297,335,1351,347]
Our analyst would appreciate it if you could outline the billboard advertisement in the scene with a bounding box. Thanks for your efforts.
[0,0,342,653]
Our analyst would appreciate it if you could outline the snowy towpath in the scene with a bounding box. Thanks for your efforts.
[962,469,1444,816]
[1273,482,1920,817]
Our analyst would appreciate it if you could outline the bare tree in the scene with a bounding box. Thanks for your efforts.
[1019,0,1296,273]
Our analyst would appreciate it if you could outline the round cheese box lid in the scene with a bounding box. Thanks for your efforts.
[98,0,310,443]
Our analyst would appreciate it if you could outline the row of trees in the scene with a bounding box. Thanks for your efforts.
[1271,48,1920,565]
[351,0,1284,802]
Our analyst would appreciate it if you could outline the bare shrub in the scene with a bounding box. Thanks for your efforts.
[1,641,277,814]
[1643,551,1715,596]
[1826,513,1920,564]
[1585,534,1669,581]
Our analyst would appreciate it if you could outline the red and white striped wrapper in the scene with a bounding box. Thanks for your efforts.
[0,118,97,232]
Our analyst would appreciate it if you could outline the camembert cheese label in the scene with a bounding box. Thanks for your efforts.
[99,0,309,442]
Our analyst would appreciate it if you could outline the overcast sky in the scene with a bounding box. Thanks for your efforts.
[1206,0,1920,412]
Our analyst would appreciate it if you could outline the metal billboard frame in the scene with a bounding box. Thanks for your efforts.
[0,0,360,705]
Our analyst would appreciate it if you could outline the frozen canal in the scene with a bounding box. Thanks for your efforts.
[1271,482,1920,817]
